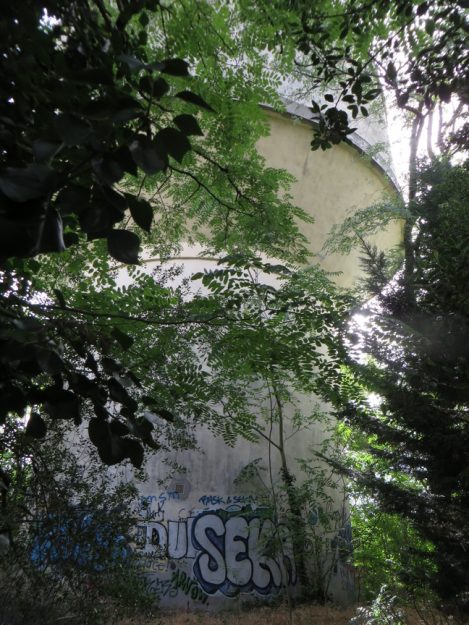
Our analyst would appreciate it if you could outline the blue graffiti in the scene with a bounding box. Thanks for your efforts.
[191,509,296,597]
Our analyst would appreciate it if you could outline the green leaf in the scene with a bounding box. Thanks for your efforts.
[107,229,140,264]
[156,127,191,163]
[126,194,153,232]
[175,90,215,112]
[173,114,203,136]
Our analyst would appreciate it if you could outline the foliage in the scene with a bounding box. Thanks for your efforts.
[350,498,435,601]
[240,0,468,151]
[349,586,406,625]
[337,161,469,614]
[0,417,153,625]
[0,0,311,472]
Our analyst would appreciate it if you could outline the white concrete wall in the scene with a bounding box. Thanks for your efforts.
[127,109,400,609]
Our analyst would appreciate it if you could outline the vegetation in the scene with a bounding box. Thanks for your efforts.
[1,0,469,623]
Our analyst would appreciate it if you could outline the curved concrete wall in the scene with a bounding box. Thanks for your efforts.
[129,109,400,610]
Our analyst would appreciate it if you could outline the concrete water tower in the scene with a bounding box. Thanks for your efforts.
[124,101,400,609]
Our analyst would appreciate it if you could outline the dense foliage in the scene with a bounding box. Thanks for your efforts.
[335,162,469,613]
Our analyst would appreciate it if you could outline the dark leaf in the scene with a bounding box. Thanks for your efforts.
[175,90,215,112]
[44,388,80,421]
[386,61,397,82]
[129,135,167,174]
[159,58,190,76]
[126,194,153,232]
[324,94,334,102]
[112,327,134,351]
[33,141,61,163]
[107,229,140,264]
[91,156,124,185]
[101,357,122,374]
[117,54,146,72]
[156,127,191,163]
[89,417,109,447]
[109,419,130,436]
[173,114,203,136]
[25,412,47,439]
[36,348,65,375]
[37,209,66,254]
[122,438,144,468]
[55,185,90,215]
[55,114,92,147]
[139,76,169,99]
[155,408,175,422]
[113,145,138,176]
[0,164,54,202]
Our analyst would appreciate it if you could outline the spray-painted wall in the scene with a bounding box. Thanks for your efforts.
[125,108,400,609]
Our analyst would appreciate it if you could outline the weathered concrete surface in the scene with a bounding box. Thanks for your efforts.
[126,109,400,610]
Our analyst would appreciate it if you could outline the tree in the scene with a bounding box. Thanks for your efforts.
[341,161,469,613]
[0,0,310,472]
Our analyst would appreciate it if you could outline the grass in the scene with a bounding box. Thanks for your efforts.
[116,604,356,625]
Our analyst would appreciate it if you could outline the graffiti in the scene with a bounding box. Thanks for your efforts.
[147,575,179,598]
[192,510,296,596]
[136,506,297,598]
[171,568,209,604]
[137,491,181,521]
[198,494,260,508]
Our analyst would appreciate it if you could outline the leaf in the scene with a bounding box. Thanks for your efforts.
[33,141,61,164]
[175,90,215,112]
[55,185,90,215]
[156,127,191,163]
[89,418,109,447]
[107,229,140,264]
[126,194,153,232]
[324,93,334,102]
[101,357,122,374]
[117,54,146,72]
[37,208,66,254]
[155,408,175,422]
[122,438,144,468]
[36,348,65,375]
[25,412,47,439]
[110,419,130,436]
[44,388,80,421]
[386,62,397,82]
[111,327,134,351]
[139,76,169,99]
[55,114,92,147]
[113,145,138,176]
[129,135,167,174]
[159,58,190,76]
[91,155,124,185]
[173,114,203,136]
[0,164,54,202]
[425,19,435,36]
